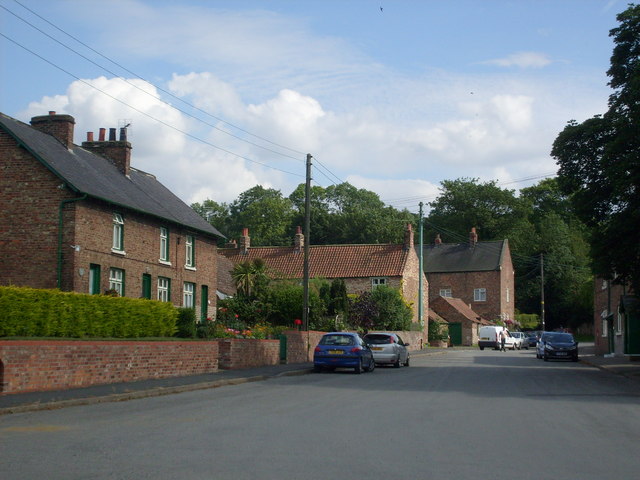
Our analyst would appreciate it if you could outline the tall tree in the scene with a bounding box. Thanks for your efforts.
[228,186,294,246]
[552,3,640,293]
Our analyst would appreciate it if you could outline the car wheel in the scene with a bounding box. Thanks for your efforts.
[404,356,410,367]
[479,346,484,350]
[572,356,579,362]
[393,356,401,368]
[367,358,375,372]
[354,359,363,374]
[536,352,541,359]
[543,354,549,362]
[313,365,322,373]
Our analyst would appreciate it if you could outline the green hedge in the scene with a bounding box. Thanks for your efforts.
[0,286,177,338]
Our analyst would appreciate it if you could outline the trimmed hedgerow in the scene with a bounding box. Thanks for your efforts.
[0,286,177,338]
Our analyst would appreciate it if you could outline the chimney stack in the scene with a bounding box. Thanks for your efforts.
[403,223,414,250]
[30,111,75,149]
[294,226,304,252]
[239,228,250,254]
[82,124,132,177]
[469,227,478,248]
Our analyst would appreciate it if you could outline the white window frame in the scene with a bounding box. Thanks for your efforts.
[185,235,195,269]
[160,227,170,264]
[158,277,170,302]
[439,288,452,298]
[112,213,124,253]
[506,287,510,303]
[109,268,124,296]
[474,288,487,302]
[183,282,195,308]
[616,306,623,335]
[371,277,386,289]
[601,310,608,337]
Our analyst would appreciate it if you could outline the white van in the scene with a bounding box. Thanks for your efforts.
[478,326,516,350]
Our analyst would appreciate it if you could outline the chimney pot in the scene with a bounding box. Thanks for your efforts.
[87,131,94,142]
[99,128,106,141]
[49,111,56,115]
[109,128,116,141]
[119,127,127,141]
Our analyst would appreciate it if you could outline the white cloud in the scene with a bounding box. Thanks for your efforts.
[481,52,552,68]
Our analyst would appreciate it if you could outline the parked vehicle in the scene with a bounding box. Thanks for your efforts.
[536,332,579,361]
[511,331,527,349]
[363,332,410,367]
[313,332,376,373]
[525,331,540,349]
[478,326,516,350]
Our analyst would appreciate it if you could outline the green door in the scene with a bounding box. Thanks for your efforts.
[449,322,463,346]
[141,274,152,299]
[200,285,209,321]
[623,296,640,355]
[89,264,101,294]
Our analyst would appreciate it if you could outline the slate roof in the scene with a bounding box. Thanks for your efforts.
[421,240,507,273]
[219,243,411,279]
[0,112,222,238]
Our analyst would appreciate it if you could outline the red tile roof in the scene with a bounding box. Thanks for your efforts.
[219,243,411,279]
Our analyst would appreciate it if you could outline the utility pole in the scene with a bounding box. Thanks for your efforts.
[302,154,312,331]
[540,253,545,331]
[418,202,424,328]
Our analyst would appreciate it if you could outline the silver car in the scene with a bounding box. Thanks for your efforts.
[364,333,410,368]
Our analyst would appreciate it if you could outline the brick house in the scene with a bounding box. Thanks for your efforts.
[0,111,223,320]
[422,228,515,324]
[219,224,428,328]
[430,296,492,346]
[593,277,638,357]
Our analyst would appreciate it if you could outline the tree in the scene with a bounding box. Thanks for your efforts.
[231,259,269,298]
[370,285,413,331]
[228,186,294,246]
[191,199,231,245]
[552,3,640,293]
[426,178,528,243]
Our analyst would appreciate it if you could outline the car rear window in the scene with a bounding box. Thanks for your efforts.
[364,334,394,345]
[319,334,355,346]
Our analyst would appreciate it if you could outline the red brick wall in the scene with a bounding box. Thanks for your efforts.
[593,278,628,355]
[0,340,219,394]
[0,130,72,288]
[218,338,280,369]
[284,330,326,363]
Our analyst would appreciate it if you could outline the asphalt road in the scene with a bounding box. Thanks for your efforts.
[1,348,639,480]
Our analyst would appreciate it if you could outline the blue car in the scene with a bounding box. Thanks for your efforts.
[536,331,579,362]
[313,332,376,374]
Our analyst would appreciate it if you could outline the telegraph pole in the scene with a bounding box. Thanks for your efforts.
[418,202,424,328]
[302,154,312,331]
[540,253,545,331]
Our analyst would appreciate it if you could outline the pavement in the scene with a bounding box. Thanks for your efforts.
[2,345,639,415]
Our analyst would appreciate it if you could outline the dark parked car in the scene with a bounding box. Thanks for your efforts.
[536,332,579,362]
[363,332,410,367]
[313,332,376,374]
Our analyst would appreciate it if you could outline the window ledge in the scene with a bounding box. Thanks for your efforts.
[159,260,172,266]
[111,249,126,256]
[185,266,196,271]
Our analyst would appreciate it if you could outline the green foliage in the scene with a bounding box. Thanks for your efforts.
[370,285,413,331]
[0,286,177,338]
[515,312,541,330]
[552,4,640,294]
[175,308,197,338]
[231,259,270,299]
[428,320,449,342]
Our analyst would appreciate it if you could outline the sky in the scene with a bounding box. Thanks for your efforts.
[0,0,625,213]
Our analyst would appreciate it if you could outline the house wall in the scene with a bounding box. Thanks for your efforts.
[593,278,628,356]
[500,242,516,322]
[0,130,73,288]
[69,201,218,319]
[0,340,219,394]
[402,245,429,331]
[428,270,504,322]
[0,129,218,319]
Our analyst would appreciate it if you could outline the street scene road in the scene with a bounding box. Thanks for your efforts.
[2,348,639,480]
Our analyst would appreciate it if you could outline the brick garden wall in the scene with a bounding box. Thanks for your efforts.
[0,340,219,394]
[218,338,280,369]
